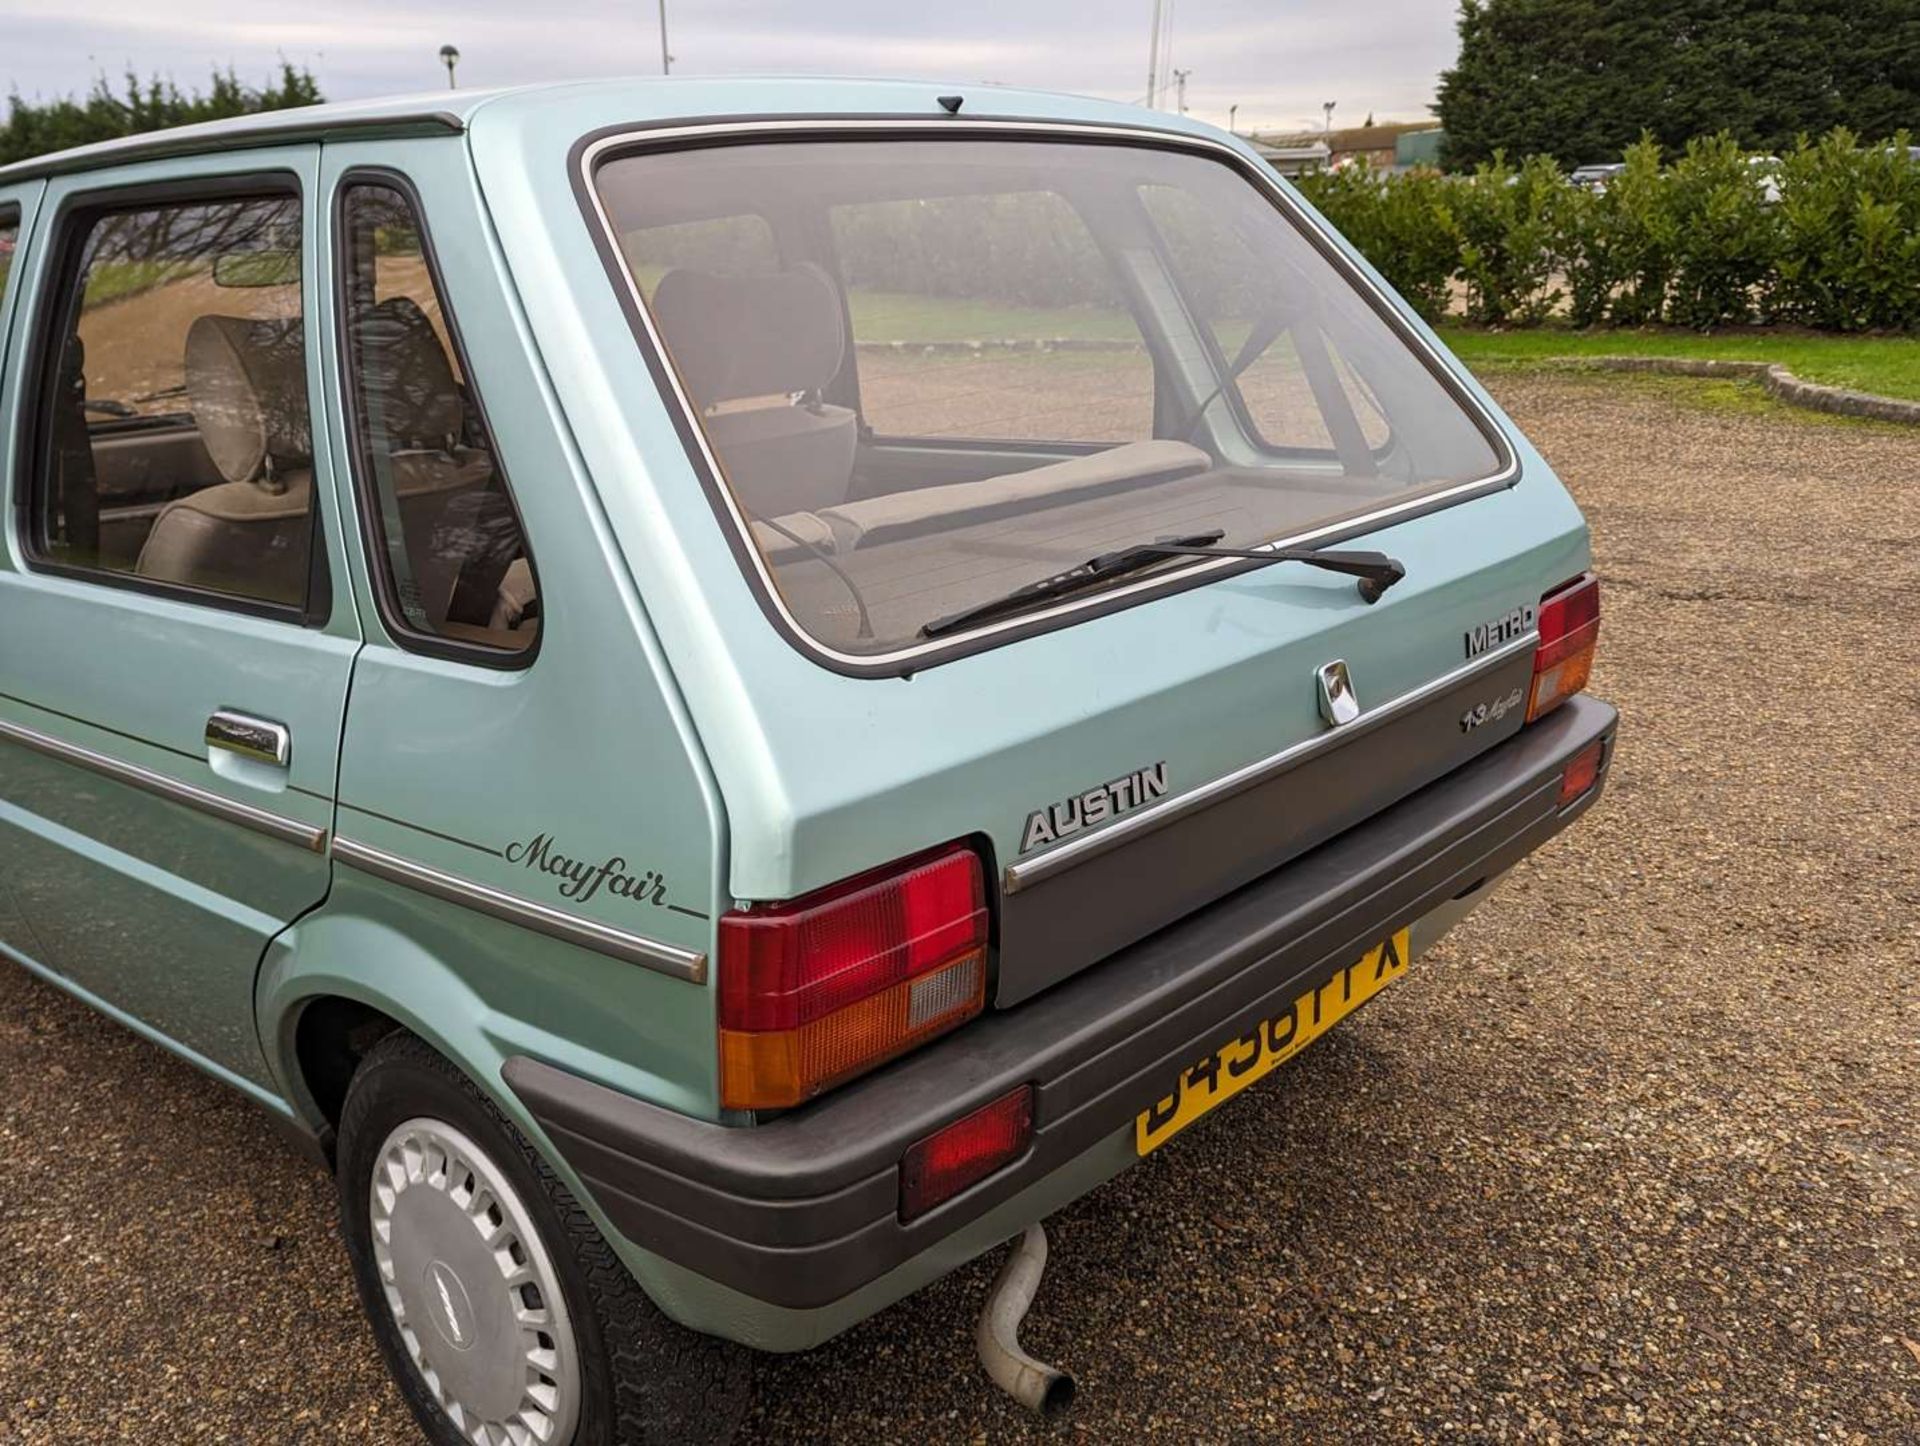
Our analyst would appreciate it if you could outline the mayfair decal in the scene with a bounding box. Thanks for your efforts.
[1465,602,1538,659]
[504,831,678,910]
[1020,762,1170,854]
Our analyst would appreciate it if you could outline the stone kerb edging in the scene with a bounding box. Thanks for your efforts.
[1582,355,1920,425]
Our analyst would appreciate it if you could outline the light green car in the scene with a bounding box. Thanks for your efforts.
[0,78,1615,1445]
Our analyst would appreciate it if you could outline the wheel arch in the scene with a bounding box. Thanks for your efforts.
[257,909,524,1151]
[253,901,713,1324]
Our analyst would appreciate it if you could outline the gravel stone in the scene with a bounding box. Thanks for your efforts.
[3,373,1915,1443]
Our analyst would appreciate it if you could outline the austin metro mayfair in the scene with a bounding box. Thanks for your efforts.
[0,77,1614,1444]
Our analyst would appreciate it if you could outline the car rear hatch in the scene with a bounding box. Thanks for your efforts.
[571,111,1595,1014]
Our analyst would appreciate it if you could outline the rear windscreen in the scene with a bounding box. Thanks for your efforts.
[592,137,1508,659]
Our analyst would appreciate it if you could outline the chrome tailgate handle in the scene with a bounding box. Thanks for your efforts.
[206,709,292,767]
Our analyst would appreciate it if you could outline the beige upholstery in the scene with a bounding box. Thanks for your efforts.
[137,315,313,602]
[137,470,313,605]
[651,264,858,517]
[182,314,310,487]
[752,439,1213,560]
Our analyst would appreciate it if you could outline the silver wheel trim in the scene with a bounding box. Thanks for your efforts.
[370,1116,582,1445]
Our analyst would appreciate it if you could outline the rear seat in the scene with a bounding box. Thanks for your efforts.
[749,439,1212,560]
[651,263,857,518]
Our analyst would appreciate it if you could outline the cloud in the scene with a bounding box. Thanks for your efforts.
[2,0,1455,134]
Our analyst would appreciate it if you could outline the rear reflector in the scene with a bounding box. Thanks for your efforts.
[1558,739,1605,805]
[719,844,989,1111]
[899,1085,1034,1220]
[1528,573,1600,722]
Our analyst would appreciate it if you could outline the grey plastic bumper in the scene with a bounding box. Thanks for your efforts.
[504,695,1617,1310]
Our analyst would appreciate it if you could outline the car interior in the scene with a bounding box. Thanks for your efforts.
[34,195,537,649]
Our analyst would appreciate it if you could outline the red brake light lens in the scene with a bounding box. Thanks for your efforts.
[1528,573,1600,722]
[1558,739,1605,805]
[719,845,989,1111]
[899,1085,1034,1220]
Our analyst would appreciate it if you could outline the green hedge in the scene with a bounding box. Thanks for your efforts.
[1294,129,1920,332]
[0,68,322,169]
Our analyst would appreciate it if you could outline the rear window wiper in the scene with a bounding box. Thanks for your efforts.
[920,529,1404,638]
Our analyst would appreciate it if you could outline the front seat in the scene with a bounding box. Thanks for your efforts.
[136,314,313,606]
[350,296,499,630]
[650,263,858,518]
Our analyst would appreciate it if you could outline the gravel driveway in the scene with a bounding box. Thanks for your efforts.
[4,373,1916,1443]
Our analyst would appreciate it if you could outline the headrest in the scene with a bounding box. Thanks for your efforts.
[186,315,311,486]
[651,263,846,409]
[353,296,467,448]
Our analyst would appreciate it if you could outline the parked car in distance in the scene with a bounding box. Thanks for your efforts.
[0,78,1616,1445]
[1570,162,1627,191]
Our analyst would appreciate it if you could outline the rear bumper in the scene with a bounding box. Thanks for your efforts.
[505,695,1616,1319]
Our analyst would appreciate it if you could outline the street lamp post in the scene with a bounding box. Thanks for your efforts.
[658,0,672,74]
[1173,68,1190,115]
[439,45,460,90]
[1228,103,1238,134]
[1146,0,1163,108]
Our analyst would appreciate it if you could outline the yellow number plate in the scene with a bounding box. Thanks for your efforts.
[1135,929,1410,1155]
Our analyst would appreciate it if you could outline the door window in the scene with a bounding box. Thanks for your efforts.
[25,189,316,610]
[337,179,538,657]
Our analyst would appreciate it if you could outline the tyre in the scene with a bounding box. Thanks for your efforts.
[335,1032,752,1445]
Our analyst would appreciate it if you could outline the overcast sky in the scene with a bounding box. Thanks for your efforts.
[2,0,1456,136]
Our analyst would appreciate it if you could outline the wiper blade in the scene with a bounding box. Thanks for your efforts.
[922,530,1229,638]
[920,529,1405,638]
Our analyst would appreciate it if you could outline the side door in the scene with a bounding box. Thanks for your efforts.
[0,178,44,951]
[0,149,359,1088]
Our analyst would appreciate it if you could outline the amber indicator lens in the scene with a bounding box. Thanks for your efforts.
[1528,573,1600,722]
[719,845,989,1110]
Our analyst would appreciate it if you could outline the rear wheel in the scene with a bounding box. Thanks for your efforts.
[335,1033,751,1445]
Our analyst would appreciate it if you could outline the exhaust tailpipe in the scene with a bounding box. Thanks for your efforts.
[976,1223,1075,1416]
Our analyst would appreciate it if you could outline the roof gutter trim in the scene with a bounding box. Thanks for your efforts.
[0,110,467,186]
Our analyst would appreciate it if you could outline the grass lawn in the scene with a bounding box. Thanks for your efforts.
[846,288,1139,344]
[1436,325,1920,403]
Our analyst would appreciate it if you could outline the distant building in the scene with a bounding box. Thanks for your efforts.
[1255,121,1445,174]
[1394,128,1445,171]
[1250,138,1331,177]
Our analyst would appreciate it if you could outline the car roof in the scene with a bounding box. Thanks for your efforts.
[0,88,502,186]
[0,76,1213,189]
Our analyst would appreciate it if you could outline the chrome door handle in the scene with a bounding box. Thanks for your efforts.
[206,709,292,767]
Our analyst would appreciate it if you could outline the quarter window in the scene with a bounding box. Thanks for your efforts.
[0,207,18,302]
[338,180,537,656]
[28,191,316,609]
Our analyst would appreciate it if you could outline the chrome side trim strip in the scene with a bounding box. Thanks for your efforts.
[331,837,709,985]
[1001,632,1540,894]
[0,715,328,852]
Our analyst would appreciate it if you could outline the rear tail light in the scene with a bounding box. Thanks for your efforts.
[1528,573,1600,722]
[1558,738,1606,805]
[719,844,989,1111]
[899,1085,1033,1220]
